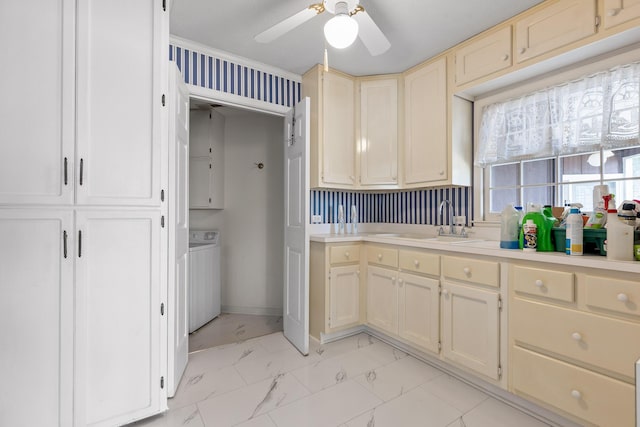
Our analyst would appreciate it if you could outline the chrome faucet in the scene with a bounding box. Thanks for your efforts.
[438,200,455,236]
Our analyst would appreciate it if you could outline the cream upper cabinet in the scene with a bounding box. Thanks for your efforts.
[602,0,640,29]
[515,0,596,63]
[367,265,399,335]
[403,58,448,185]
[454,26,512,87]
[303,66,356,189]
[359,77,399,187]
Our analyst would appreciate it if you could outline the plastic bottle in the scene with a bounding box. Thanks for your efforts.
[565,207,583,256]
[606,199,634,261]
[500,204,521,249]
[522,220,538,252]
[519,204,551,251]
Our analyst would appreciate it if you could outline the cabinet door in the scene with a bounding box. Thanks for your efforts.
[602,0,640,29]
[0,209,74,427]
[189,110,213,157]
[75,210,164,426]
[76,0,166,206]
[454,26,512,86]
[515,0,596,63]
[329,265,361,330]
[403,58,448,185]
[0,0,75,205]
[322,71,356,186]
[398,273,440,354]
[441,281,500,380]
[367,265,398,334]
[189,157,213,208]
[359,79,398,186]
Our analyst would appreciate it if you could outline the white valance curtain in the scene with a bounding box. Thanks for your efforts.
[475,62,640,167]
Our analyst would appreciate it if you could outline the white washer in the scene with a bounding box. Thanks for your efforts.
[189,230,221,333]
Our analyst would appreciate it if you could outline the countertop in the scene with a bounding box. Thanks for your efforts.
[310,232,640,274]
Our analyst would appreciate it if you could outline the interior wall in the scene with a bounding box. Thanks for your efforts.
[190,109,284,316]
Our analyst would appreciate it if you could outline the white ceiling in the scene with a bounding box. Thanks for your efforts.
[170,0,545,77]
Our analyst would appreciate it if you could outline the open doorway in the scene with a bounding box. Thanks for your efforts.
[187,100,285,352]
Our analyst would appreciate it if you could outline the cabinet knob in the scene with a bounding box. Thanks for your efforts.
[502,54,509,61]
[608,8,621,16]
[571,332,582,342]
[357,270,360,276]
[463,267,471,275]
[535,279,544,288]
[414,260,420,267]
[442,289,449,296]
[617,293,629,302]
[571,389,582,400]
[349,175,355,182]
[519,47,526,54]
[392,277,396,283]
[439,170,445,176]
[345,251,350,258]
[377,253,383,260]
[398,278,404,286]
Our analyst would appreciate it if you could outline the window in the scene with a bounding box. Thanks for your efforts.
[475,55,640,222]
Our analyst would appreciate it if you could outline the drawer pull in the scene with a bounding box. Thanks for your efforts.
[398,278,404,286]
[463,267,470,275]
[617,293,629,302]
[442,289,449,296]
[519,47,526,54]
[570,389,582,400]
[608,8,620,16]
[502,54,509,61]
[571,332,582,342]
[535,279,543,287]
[414,260,420,267]
[344,251,350,258]
[377,253,383,261]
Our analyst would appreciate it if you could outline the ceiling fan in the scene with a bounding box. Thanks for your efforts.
[255,0,391,56]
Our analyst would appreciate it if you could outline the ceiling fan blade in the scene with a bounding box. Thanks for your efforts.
[255,7,320,43]
[352,10,390,56]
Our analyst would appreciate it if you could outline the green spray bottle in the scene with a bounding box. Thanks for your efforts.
[519,203,554,251]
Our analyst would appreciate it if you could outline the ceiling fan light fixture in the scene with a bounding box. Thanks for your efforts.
[323,2,359,49]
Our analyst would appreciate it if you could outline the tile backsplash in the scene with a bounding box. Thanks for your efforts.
[311,187,471,226]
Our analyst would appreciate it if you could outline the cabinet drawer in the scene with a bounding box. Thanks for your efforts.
[442,256,499,288]
[512,347,635,427]
[330,245,360,264]
[399,250,439,276]
[367,246,398,268]
[511,298,640,379]
[512,265,574,303]
[585,275,640,317]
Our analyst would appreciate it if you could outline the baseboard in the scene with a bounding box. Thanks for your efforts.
[221,305,282,316]
[319,325,367,344]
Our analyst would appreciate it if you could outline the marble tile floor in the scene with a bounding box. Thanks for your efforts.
[132,332,553,427]
[189,313,284,353]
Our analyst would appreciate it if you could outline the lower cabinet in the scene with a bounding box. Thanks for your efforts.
[329,265,361,329]
[0,208,165,427]
[366,265,399,334]
[398,272,440,354]
[509,262,639,427]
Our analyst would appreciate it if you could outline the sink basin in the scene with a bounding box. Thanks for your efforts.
[372,233,431,239]
[423,235,485,243]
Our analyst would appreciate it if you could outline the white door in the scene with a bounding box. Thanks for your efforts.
[167,64,190,397]
[283,97,310,355]
[0,209,74,426]
[75,210,163,426]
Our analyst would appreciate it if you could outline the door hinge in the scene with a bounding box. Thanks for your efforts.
[160,189,165,202]
[160,376,165,389]
[160,302,165,316]
[161,216,165,228]
[437,341,442,351]
[209,164,212,169]
[595,15,601,28]
[162,94,166,106]
[498,295,503,311]
[162,0,166,11]
[498,364,503,379]
[208,197,211,203]
[438,284,442,295]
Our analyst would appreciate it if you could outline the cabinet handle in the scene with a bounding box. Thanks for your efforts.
[398,278,404,284]
[571,389,582,399]
[63,157,68,186]
[571,332,582,341]
[535,279,544,287]
[519,47,526,54]
[63,230,68,259]
[608,8,620,16]
[79,158,84,186]
[392,277,396,283]
[442,289,449,296]
[414,260,420,267]
[502,54,509,61]
[463,267,470,275]
[78,230,82,258]
[345,251,350,258]
[356,270,360,276]
[377,253,383,260]
[349,175,355,182]
[617,293,629,302]
[439,170,444,176]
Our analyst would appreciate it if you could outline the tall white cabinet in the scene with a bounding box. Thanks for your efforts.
[0,1,169,426]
